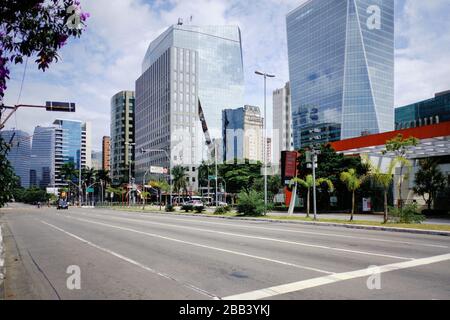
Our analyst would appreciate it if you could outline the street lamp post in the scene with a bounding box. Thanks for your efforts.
[125,142,136,207]
[141,148,172,206]
[255,71,275,215]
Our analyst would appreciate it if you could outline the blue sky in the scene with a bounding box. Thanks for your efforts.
[3,0,450,151]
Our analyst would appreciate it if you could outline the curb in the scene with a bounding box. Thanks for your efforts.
[100,208,450,237]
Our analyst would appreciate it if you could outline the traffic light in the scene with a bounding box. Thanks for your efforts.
[46,101,76,112]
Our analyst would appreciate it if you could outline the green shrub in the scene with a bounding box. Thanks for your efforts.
[214,206,226,215]
[223,205,232,213]
[237,190,265,216]
[165,205,175,212]
[388,204,425,224]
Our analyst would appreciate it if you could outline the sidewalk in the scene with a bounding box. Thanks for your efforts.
[268,212,450,225]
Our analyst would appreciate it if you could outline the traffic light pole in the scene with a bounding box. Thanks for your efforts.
[312,152,318,221]
[1,102,75,130]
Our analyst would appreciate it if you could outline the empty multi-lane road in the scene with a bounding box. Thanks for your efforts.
[1,205,449,300]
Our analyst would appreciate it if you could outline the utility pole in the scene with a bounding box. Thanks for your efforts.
[306,149,320,221]
[79,147,82,207]
[312,151,318,221]
[215,141,218,207]
[255,71,275,215]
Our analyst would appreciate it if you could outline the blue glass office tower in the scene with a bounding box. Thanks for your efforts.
[53,119,92,187]
[0,130,31,188]
[287,0,394,148]
[30,126,56,188]
[136,24,245,191]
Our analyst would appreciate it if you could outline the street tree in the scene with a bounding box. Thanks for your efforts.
[0,0,89,98]
[340,169,368,221]
[0,136,18,207]
[413,159,447,210]
[365,156,396,223]
[172,165,188,201]
[383,134,419,208]
[290,175,334,218]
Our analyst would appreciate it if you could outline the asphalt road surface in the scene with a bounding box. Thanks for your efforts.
[1,205,450,300]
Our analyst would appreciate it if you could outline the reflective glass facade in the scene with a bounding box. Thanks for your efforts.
[287,0,394,148]
[0,130,31,188]
[137,25,245,191]
[142,25,245,139]
[30,126,55,188]
[395,91,450,129]
[53,119,91,187]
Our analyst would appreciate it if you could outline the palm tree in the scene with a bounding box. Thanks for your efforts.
[59,162,76,182]
[172,165,188,202]
[59,162,77,201]
[96,169,111,203]
[340,169,368,221]
[365,157,396,223]
[96,169,111,186]
[290,175,334,218]
[392,156,413,209]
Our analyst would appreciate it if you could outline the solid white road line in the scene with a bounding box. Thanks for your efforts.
[222,253,450,300]
[40,220,218,299]
[64,216,334,275]
[88,209,449,249]
[84,213,414,261]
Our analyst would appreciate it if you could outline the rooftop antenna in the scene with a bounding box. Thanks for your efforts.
[177,18,183,25]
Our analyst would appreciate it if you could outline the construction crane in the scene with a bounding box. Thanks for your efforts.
[198,99,215,158]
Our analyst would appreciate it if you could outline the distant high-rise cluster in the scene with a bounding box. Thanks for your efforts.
[1,119,91,189]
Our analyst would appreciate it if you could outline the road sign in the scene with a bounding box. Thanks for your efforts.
[208,175,217,180]
[150,166,166,174]
[86,187,94,193]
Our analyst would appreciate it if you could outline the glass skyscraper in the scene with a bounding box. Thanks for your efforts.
[53,119,92,187]
[0,130,31,188]
[136,24,245,191]
[287,0,394,148]
[30,126,56,188]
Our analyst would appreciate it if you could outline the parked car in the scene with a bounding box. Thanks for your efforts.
[181,200,205,212]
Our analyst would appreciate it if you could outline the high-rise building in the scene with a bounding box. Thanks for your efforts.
[287,0,394,148]
[53,119,91,187]
[91,151,102,170]
[0,130,31,188]
[30,126,55,188]
[136,25,245,191]
[395,91,450,130]
[273,82,293,163]
[222,106,264,163]
[110,91,135,183]
[102,136,111,171]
